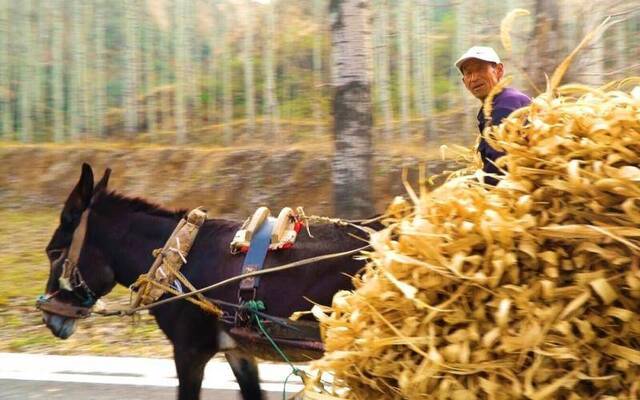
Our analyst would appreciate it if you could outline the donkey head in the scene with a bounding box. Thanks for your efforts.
[39,163,115,339]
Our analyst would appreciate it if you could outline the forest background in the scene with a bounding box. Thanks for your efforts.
[0,0,639,355]
[1,0,638,145]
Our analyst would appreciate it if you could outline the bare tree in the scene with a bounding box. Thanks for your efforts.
[526,0,562,92]
[81,1,93,136]
[18,0,32,142]
[413,0,435,142]
[207,1,219,125]
[159,2,172,132]
[143,1,157,137]
[578,2,606,86]
[372,0,392,140]
[174,0,187,143]
[263,0,280,139]
[396,0,410,140]
[455,0,473,134]
[243,0,256,136]
[185,0,198,127]
[124,0,140,137]
[34,0,47,137]
[614,18,627,78]
[422,1,435,141]
[220,4,233,144]
[51,0,64,141]
[312,0,325,136]
[0,0,13,138]
[330,0,374,219]
[95,0,106,137]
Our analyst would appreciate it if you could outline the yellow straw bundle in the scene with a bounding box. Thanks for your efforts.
[303,81,640,399]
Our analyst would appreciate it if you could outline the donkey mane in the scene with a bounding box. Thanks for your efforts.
[93,190,188,219]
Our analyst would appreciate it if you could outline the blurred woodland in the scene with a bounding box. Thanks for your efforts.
[1,0,640,359]
[0,0,637,146]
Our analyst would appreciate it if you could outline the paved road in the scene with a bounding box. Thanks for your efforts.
[0,353,305,400]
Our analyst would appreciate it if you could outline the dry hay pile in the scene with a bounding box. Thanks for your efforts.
[304,81,640,400]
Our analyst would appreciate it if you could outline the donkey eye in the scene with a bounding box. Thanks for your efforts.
[47,249,64,262]
[61,214,73,227]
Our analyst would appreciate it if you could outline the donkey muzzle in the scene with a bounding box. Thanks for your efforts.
[41,311,78,339]
[36,295,91,339]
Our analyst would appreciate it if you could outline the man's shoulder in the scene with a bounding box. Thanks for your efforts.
[495,87,531,109]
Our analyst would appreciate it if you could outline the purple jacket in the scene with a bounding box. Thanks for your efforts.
[476,87,531,185]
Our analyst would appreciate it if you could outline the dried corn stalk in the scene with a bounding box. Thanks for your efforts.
[500,9,530,53]
[303,81,640,400]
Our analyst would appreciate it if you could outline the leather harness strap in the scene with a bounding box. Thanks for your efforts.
[130,207,221,313]
[238,217,275,301]
[59,209,90,291]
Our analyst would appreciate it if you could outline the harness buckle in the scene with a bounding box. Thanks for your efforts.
[59,259,73,291]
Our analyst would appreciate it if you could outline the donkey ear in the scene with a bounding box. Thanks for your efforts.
[68,163,94,209]
[93,168,111,194]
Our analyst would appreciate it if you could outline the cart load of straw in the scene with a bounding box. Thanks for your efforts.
[302,33,640,400]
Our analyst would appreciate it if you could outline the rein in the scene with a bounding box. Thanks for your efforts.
[39,205,374,320]
[37,209,97,316]
[95,243,371,317]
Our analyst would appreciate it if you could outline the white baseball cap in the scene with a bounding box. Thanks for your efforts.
[455,46,501,73]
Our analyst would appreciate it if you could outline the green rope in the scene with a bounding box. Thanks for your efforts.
[244,300,304,400]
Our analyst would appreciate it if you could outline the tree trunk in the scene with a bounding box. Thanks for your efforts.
[503,0,523,89]
[330,0,374,219]
[0,0,13,138]
[68,0,87,138]
[95,0,106,137]
[18,0,33,142]
[51,0,64,141]
[454,0,473,136]
[312,0,324,137]
[413,0,435,142]
[243,1,256,137]
[411,0,425,120]
[143,1,157,137]
[373,0,392,141]
[526,0,562,92]
[221,5,233,144]
[579,2,605,86]
[174,0,187,143]
[34,0,46,139]
[422,0,435,142]
[207,1,219,125]
[124,0,139,137]
[614,18,627,79]
[396,0,410,140]
[81,1,92,137]
[159,4,171,132]
[263,0,280,140]
[185,0,198,128]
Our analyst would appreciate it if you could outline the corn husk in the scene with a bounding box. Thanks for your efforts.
[304,79,640,399]
[300,12,639,399]
[500,9,530,53]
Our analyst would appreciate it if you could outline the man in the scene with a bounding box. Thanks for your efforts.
[455,46,531,185]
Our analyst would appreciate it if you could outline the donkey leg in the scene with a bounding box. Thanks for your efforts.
[225,351,263,400]
[174,346,215,400]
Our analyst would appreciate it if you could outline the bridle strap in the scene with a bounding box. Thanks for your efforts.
[59,209,91,296]
[61,210,89,279]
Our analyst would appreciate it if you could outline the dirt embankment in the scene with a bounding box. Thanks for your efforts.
[0,143,463,218]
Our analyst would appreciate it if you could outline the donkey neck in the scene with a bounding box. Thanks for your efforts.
[91,207,185,288]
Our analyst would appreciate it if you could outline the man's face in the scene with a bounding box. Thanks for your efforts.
[461,59,504,100]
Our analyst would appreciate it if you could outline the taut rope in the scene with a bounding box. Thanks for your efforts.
[94,244,371,317]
